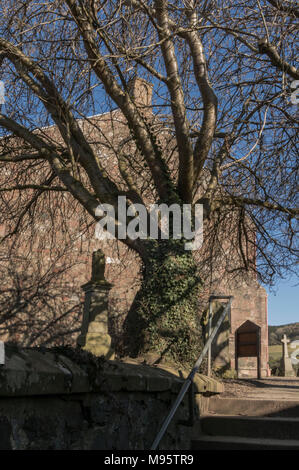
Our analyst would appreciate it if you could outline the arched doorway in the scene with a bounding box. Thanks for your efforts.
[236,320,261,378]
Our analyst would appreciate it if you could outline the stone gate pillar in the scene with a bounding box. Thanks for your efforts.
[77,249,114,359]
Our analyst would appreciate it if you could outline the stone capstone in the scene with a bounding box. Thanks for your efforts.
[0,344,224,450]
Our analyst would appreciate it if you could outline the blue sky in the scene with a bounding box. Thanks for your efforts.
[265,274,298,326]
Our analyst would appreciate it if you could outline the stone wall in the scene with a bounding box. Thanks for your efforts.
[0,344,223,450]
[208,283,270,378]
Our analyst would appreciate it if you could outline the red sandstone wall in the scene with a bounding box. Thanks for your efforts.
[0,80,268,371]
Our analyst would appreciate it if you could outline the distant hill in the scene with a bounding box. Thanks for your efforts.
[268,322,299,346]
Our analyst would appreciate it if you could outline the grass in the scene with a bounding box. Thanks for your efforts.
[269,344,297,361]
[269,344,284,362]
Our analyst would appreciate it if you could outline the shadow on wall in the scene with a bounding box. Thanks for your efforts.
[0,252,84,347]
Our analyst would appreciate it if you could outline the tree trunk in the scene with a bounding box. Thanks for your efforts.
[123,239,204,367]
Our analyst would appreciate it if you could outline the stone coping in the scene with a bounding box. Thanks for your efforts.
[0,344,223,397]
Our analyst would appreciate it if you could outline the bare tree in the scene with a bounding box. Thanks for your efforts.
[0,0,297,364]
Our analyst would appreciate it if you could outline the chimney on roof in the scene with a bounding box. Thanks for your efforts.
[127,77,153,110]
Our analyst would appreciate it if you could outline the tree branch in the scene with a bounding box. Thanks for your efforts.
[65,0,174,203]
[266,0,299,18]
[154,0,194,203]
[258,38,299,80]
[0,184,67,192]
[220,195,299,218]
[0,38,120,202]
[182,25,217,186]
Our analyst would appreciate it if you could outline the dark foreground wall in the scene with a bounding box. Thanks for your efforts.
[0,345,222,450]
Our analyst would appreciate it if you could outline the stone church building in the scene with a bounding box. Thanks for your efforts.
[0,78,270,378]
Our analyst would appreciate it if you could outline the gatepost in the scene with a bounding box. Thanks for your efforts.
[77,249,114,359]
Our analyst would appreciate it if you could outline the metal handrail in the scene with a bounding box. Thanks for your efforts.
[151,295,233,450]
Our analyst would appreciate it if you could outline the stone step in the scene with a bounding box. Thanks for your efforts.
[191,435,299,450]
[199,415,299,440]
[203,396,299,417]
